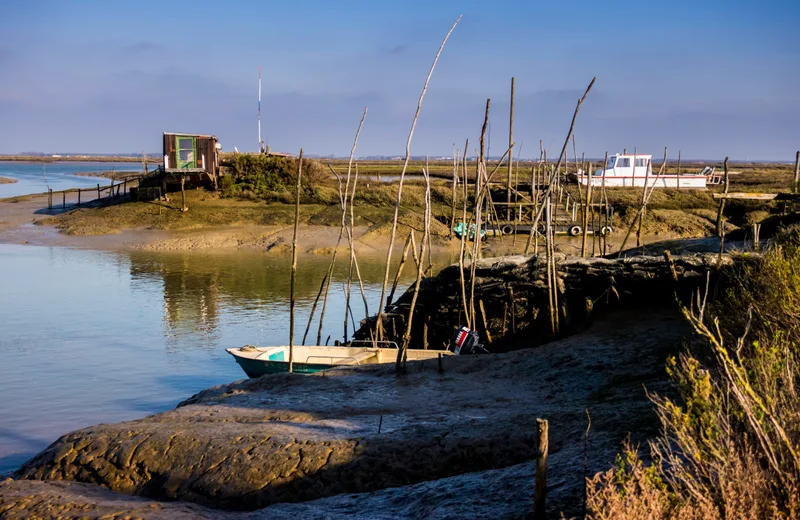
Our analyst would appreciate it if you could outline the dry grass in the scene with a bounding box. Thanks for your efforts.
[588,226,800,519]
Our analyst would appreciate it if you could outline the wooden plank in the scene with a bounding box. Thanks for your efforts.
[712,192,778,200]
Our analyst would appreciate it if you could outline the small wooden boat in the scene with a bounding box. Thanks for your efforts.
[227,342,452,377]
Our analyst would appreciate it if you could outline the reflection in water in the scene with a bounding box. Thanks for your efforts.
[0,244,454,474]
[128,250,454,351]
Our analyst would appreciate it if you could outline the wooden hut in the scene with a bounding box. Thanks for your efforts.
[162,132,220,187]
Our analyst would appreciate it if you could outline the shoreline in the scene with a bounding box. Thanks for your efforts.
[0,190,709,255]
[0,176,18,184]
[0,155,160,164]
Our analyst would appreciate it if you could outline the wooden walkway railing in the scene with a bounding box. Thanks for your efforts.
[47,175,142,211]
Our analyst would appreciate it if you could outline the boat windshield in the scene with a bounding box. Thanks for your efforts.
[606,157,616,169]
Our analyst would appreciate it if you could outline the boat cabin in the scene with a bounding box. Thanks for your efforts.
[162,132,220,186]
[579,153,710,189]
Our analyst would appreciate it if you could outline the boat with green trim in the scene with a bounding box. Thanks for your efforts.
[227,343,452,377]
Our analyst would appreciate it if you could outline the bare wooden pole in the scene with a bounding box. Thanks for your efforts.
[289,149,304,373]
[535,418,549,520]
[545,197,555,334]
[677,150,682,190]
[398,166,432,372]
[316,261,336,345]
[601,152,609,256]
[450,144,458,239]
[524,77,596,254]
[469,99,491,327]
[180,174,186,211]
[581,162,592,257]
[376,15,461,342]
[636,148,649,248]
[794,151,800,193]
[302,267,331,345]
[458,140,471,328]
[478,299,493,344]
[386,231,414,310]
[507,77,515,221]
[715,157,730,237]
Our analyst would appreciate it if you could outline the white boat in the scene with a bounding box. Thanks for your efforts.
[577,153,718,189]
[227,343,452,377]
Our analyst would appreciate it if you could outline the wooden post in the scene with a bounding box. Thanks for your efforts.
[423,316,429,350]
[62,191,66,209]
[507,77,515,222]
[180,174,186,211]
[677,150,682,190]
[753,223,761,251]
[77,189,81,206]
[794,151,799,193]
[123,178,127,195]
[478,299,493,344]
[289,149,304,373]
[450,145,458,240]
[109,180,114,199]
[637,152,649,248]
[715,157,730,236]
[48,189,52,210]
[581,162,592,257]
[535,418,549,519]
[437,352,444,373]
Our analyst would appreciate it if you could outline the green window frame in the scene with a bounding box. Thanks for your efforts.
[177,136,196,169]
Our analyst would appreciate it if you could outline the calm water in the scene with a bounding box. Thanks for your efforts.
[0,244,443,474]
[0,161,141,198]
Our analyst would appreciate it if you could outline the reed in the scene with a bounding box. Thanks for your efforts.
[375,15,461,342]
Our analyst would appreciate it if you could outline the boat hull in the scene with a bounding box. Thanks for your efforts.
[232,356,331,377]
[226,345,451,378]
[578,174,707,189]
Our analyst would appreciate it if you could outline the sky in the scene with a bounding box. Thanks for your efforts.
[0,0,798,160]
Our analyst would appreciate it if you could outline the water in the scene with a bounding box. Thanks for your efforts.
[0,244,442,474]
[0,161,141,198]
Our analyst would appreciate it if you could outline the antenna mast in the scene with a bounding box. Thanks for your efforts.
[258,67,262,153]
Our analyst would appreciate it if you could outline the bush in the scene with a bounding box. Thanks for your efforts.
[589,226,800,519]
[222,154,329,201]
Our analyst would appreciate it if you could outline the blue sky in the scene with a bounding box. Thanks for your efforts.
[1,0,798,159]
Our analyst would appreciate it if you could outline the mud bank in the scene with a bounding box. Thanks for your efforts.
[7,306,688,518]
[358,251,738,353]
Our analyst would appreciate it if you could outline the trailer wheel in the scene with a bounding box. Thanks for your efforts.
[501,224,513,235]
[600,226,613,236]
[568,225,582,237]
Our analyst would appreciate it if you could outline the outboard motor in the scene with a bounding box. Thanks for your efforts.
[453,326,489,355]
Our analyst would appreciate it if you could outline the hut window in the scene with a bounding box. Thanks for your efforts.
[177,136,196,169]
[617,157,631,168]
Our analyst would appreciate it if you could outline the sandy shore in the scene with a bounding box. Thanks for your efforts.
[0,192,458,254]
[0,177,18,184]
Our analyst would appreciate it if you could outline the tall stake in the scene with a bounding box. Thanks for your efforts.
[601,152,608,256]
[524,77,596,254]
[398,165,432,373]
[375,15,461,341]
[507,77,515,221]
[450,144,458,239]
[535,418,549,519]
[289,149,304,373]
[469,100,491,326]
[581,162,592,257]
[677,150,682,189]
[458,140,471,328]
[794,151,800,193]
[715,157,730,237]
[636,148,649,248]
